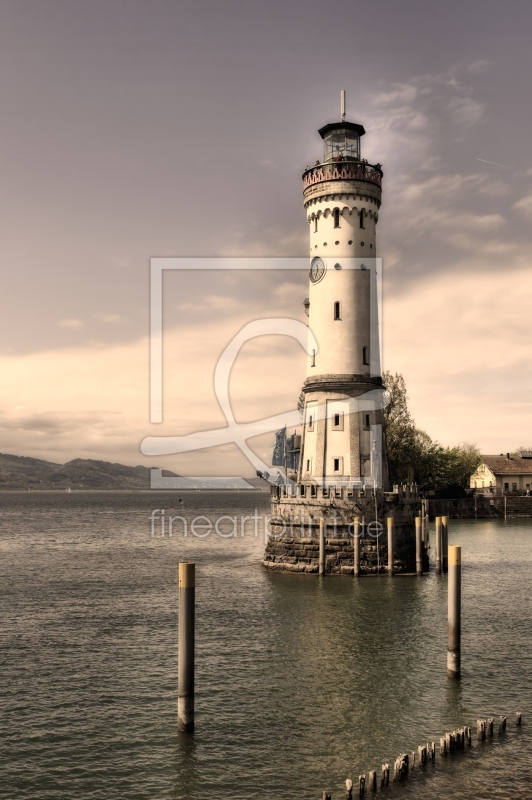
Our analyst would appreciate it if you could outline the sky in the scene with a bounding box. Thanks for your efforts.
[1,0,531,475]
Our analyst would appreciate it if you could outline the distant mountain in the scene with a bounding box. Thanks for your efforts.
[0,453,179,490]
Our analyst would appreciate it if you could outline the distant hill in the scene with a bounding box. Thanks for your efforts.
[0,453,179,490]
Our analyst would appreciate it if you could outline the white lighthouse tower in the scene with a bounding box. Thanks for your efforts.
[265,96,422,574]
[298,95,387,490]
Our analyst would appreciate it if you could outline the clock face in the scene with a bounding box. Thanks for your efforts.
[310,256,326,283]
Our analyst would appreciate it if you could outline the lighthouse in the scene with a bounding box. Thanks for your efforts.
[264,94,423,575]
[299,100,386,489]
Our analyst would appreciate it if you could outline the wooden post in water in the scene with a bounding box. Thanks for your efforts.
[319,518,326,575]
[499,715,507,734]
[381,765,389,786]
[178,562,195,732]
[368,770,376,792]
[442,515,449,573]
[447,545,461,679]
[435,516,442,575]
[516,712,522,726]
[345,779,353,800]
[387,517,394,576]
[415,515,422,575]
[354,516,360,577]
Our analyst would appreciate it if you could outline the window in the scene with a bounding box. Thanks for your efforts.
[359,209,365,229]
[314,217,318,232]
[512,482,517,491]
[310,484,317,498]
[299,484,306,497]
[306,459,310,472]
[334,301,341,320]
[333,458,340,472]
[363,346,369,365]
[333,208,340,228]
[307,414,314,431]
[364,414,370,430]
[504,483,509,492]
[311,348,316,367]
[332,411,343,430]
[322,486,329,498]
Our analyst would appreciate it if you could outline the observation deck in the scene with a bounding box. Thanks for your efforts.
[303,160,383,190]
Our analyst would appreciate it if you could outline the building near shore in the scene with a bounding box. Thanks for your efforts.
[470,453,532,495]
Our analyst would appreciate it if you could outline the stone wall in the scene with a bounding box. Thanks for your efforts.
[430,496,532,519]
[263,532,429,575]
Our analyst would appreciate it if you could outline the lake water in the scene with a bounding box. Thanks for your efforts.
[1,491,531,799]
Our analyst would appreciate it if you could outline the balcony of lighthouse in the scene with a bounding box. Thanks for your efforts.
[269,478,420,538]
[302,160,383,191]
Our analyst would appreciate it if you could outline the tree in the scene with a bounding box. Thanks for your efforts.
[382,371,482,492]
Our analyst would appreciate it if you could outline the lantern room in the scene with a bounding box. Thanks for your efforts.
[318,121,366,163]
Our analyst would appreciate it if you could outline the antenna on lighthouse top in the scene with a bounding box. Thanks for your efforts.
[340,89,346,122]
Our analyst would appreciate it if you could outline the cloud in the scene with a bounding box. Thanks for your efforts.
[58,318,84,329]
[95,313,124,323]
[512,194,532,218]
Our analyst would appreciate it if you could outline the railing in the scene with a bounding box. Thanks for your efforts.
[302,160,383,189]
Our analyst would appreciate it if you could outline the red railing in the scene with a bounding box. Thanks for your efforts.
[303,161,383,189]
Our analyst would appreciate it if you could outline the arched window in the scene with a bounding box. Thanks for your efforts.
[362,346,369,365]
[334,301,341,320]
[359,209,365,229]
[333,208,340,228]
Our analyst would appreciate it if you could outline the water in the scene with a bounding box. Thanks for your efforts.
[1,491,531,799]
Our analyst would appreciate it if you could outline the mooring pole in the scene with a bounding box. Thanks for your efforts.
[447,545,461,679]
[178,561,195,732]
[435,516,442,575]
[354,516,360,577]
[442,515,449,573]
[415,516,422,576]
[387,517,394,576]
[319,517,326,575]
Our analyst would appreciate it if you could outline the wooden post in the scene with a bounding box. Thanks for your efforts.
[516,712,522,726]
[487,718,493,737]
[440,736,446,755]
[447,545,461,679]
[354,516,360,577]
[381,765,389,786]
[442,515,448,573]
[358,775,365,797]
[415,515,422,575]
[178,562,195,732]
[499,715,506,734]
[435,516,442,574]
[345,779,353,800]
[387,517,394,576]
[504,495,507,519]
[368,770,376,792]
[319,518,326,575]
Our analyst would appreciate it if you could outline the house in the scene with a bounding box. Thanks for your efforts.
[470,453,532,495]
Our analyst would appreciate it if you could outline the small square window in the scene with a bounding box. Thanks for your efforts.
[333,458,340,472]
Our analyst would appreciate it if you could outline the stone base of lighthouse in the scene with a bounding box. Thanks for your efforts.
[263,484,428,575]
